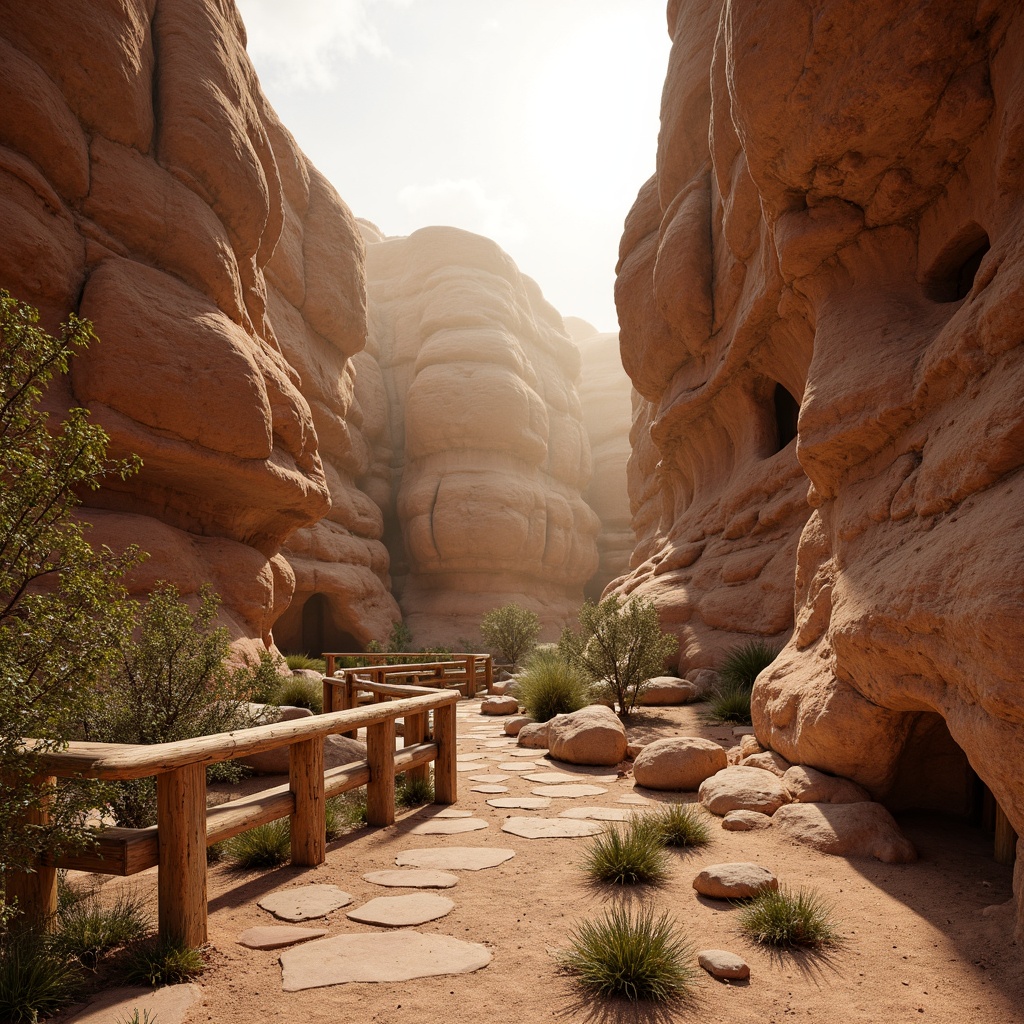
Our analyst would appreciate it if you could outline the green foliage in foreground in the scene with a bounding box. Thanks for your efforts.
[284,653,327,673]
[556,904,697,1003]
[558,595,678,715]
[55,882,150,967]
[224,819,291,869]
[0,928,83,1022]
[737,886,840,948]
[583,819,669,886]
[480,603,540,670]
[644,802,712,849]
[119,938,205,987]
[274,674,324,714]
[703,638,781,726]
[514,647,591,722]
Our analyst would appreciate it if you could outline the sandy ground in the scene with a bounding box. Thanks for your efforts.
[58,701,1023,1024]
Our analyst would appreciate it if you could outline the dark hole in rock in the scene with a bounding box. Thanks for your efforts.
[773,383,800,452]
[924,224,990,302]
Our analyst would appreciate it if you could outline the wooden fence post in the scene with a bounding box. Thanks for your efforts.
[366,718,396,826]
[4,774,58,931]
[433,701,457,805]
[464,655,476,697]
[290,739,326,865]
[484,655,493,695]
[157,763,207,947]
[403,712,429,787]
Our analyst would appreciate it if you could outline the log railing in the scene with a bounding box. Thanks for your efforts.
[322,652,493,698]
[10,686,459,947]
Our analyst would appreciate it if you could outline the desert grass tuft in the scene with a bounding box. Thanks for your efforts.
[719,639,779,690]
[738,886,840,949]
[0,928,82,1023]
[556,904,697,1002]
[583,818,669,886]
[514,647,591,722]
[55,885,150,966]
[396,773,434,808]
[224,818,291,868]
[284,653,327,673]
[274,675,323,714]
[119,938,206,986]
[644,802,712,849]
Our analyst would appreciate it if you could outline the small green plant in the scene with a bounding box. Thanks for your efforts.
[558,595,678,715]
[396,773,434,808]
[120,938,205,986]
[55,884,149,967]
[274,674,324,714]
[556,904,697,1003]
[479,603,541,670]
[0,928,83,1022]
[583,818,669,886]
[514,648,590,722]
[738,886,839,949]
[644,803,712,849]
[223,819,291,869]
[367,621,414,656]
[285,653,327,673]
[115,1010,158,1024]
[703,639,780,726]
[332,789,369,831]
[702,683,754,725]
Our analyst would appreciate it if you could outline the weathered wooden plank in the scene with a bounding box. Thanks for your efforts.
[290,738,325,866]
[157,763,207,947]
[53,827,159,876]
[5,775,58,929]
[432,702,457,805]
[366,719,396,827]
[403,712,429,787]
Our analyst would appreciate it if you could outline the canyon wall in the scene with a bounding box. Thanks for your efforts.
[0,0,397,653]
[363,224,600,645]
[617,0,1024,931]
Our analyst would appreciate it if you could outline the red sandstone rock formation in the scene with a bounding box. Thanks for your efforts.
[362,225,599,645]
[616,0,1024,932]
[0,0,397,652]
[565,318,634,600]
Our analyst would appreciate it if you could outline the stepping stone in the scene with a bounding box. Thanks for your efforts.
[692,862,778,899]
[280,931,491,990]
[698,949,750,980]
[456,753,488,762]
[617,794,652,805]
[60,985,202,1024]
[497,762,540,771]
[457,763,490,772]
[501,816,605,839]
[558,806,634,821]
[469,773,510,783]
[471,785,509,794]
[431,808,475,818]
[530,784,608,798]
[258,884,353,922]
[409,817,489,835]
[487,796,552,809]
[505,748,546,757]
[396,847,516,870]
[347,893,455,927]
[237,926,327,950]
[524,772,615,784]
[363,869,459,889]
[483,739,515,747]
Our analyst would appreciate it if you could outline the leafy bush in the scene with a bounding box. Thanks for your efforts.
[480,603,540,669]
[55,883,149,968]
[703,639,780,726]
[558,595,678,715]
[644,803,712,849]
[556,904,697,1002]
[514,648,590,722]
[396,773,434,808]
[0,292,142,913]
[284,653,327,673]
[223,819,291,869]
[274,674,323,714]
[0,928,83,1022]
[738,886,839,949]
[367,620,414,656]
[119,938,205,986]
[583,819,669,886]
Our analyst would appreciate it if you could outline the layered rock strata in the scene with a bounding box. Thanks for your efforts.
[616,0,1024,932]
[0,0,397,651]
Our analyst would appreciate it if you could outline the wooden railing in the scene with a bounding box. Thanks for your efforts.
[322,652,493,701]
[10,685,459,947]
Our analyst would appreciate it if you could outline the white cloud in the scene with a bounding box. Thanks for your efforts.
[396,178,527,245]
[235,0,410,89]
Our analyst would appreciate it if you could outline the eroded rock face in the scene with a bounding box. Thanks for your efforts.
[617,0,1024,934]
[0,0,398,653]
[363,225,599,645]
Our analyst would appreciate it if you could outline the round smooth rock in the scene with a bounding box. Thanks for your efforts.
[504,715,533,736]
[781,765,870,804]
[408,817,489,835]
[692,862,778,899]
[396,847,516,870]
[722,809,772,831]
[258,884,354,922]
[487,796,552,809]
[546,705,627,766]
[698,766,792,816]
[772,801,917,863]
[516,722,551,748]
[501,816,605,839]
[362,869,459,889]
[633,737,728,791]
[742,751,793,777]
[280,931,491,990]
[698,949,750,980]
[481,696,519,715]
[530,784,608,798]
[346,893,455,927]
[237,926,327,950]
[638,677,699,706]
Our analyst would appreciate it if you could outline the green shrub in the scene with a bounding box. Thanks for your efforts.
[480,603,540,670]
[556,904,697,1003]
[719,639,779,690]
[55,884,149,967]
[396,773,434,808]
[558,595,678,715]
[514,648,590,722]
[702,683,754,725]
[285,653,327,673]
[119,938,205,986]
[274,675,323,714]
[223,819,291,869]
[0,928,82,1022]
[583,819,669,886]
[645,803,712,849]
[738,886,839,948]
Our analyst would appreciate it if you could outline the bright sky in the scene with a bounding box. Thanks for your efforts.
[234,0,671,333]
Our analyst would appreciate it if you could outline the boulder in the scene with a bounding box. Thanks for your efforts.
[697,949,750,980]
[240,706,367,775]
[741,750,793,777]
[698,766,791,816]
[632,736,728,791]
[546,705,627,767]
[739,734,763,758]
[692,862,778,899]
[516,721,551,748]
[772,802,917,863]
[480,695,519,716]
[782,765,871,804]
[638,677,699,706]
[721,809,772,831]
[685,669,719,694]
[726,745,743,765]
[503,715,533,735]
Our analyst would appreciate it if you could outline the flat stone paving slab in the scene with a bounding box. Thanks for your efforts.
[237,926,328,949]
[524,772,617,784]
[558,806,635,821]
[468,773,510,783]
[504,748,543,757]
[457,762,491,772]
[363,869,459,888]
[259,884,354,922]
[280,931,491,990]
[531,784,608,798]
[62,985,203,1024]
[501,816,605,839]
[431,808,475,818]
[486,796,552,809]
[471,784,509,794]
[456,753,488,761]
[497,762,540,771]
[408,817,489,835]
[617,793,653,805]
[347,893,455,927]
[396,847,516,870]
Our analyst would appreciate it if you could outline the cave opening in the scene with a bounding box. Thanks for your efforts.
[924,225,991,302]
[274,592,362,657]
[773,383,800,451]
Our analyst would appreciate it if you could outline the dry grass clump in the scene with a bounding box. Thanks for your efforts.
[583,819,669,886]
[644,802,712,849]
[738,886,840,948]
